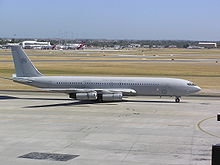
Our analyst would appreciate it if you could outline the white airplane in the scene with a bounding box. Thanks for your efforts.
[8,46,201,102]
[67,43,85,49]
[55,43,85,50]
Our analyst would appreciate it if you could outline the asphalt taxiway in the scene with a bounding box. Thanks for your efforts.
[0,91,220,165]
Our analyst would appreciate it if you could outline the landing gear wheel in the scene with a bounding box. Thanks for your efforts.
[175,97,180,103]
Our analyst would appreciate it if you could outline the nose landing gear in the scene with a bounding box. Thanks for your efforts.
[175,97,181,103]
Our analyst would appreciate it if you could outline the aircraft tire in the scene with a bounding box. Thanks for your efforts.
[175,97,180,103]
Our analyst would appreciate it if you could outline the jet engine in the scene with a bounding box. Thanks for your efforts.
[69,92,97,100]
[102,93,123,101]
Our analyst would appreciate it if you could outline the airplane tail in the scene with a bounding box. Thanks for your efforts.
[77,43,85,50]
[11,46,43,77]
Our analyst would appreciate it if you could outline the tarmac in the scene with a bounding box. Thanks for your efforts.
[0,91,220,165]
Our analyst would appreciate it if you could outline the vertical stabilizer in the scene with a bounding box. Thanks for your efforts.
[11,46,43,77]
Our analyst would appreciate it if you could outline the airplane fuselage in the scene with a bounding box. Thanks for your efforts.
[13,76,201,97]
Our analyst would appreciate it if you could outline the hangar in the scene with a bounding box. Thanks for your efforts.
[198,42,217,48]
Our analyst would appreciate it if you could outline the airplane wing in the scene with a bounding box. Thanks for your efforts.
[41,88,136,95]
[0,76,13,80]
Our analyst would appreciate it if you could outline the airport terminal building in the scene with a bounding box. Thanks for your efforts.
[198,42,217,48]
[21,41,51,49]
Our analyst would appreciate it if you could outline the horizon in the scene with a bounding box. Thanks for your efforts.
[1,37,220,42]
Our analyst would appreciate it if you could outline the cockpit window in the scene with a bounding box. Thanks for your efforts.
[187,82,196,86]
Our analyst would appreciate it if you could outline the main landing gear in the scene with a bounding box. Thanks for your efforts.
[175,97,181,103]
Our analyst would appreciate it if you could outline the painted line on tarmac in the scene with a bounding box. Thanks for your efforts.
[197,116,220,139]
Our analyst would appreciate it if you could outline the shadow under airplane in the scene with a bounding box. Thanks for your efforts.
[0,95,183,109]
[23,99,181,109]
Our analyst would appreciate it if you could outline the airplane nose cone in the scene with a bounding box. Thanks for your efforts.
[194,86,201,93]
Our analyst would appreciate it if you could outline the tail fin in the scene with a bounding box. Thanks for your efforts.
[11,46,43,77]
[77,43,85,50]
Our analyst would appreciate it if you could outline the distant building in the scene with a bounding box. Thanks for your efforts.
[198,42,217,48]
[152,45,165,48]
[128,44,141,48]
[21,41,51,49]
[168,45,177,48]
[5,43,20,49]
[6,43,20,46]
[114,45,122,50]
[143,45,150,48]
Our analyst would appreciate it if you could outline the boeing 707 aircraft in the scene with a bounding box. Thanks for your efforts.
[8,46,201,102]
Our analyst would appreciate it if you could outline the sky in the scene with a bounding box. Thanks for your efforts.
[0,0,220,40]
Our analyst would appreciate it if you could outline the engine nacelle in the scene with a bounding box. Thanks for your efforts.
[69,92,97,100]
[102,93,123,101]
